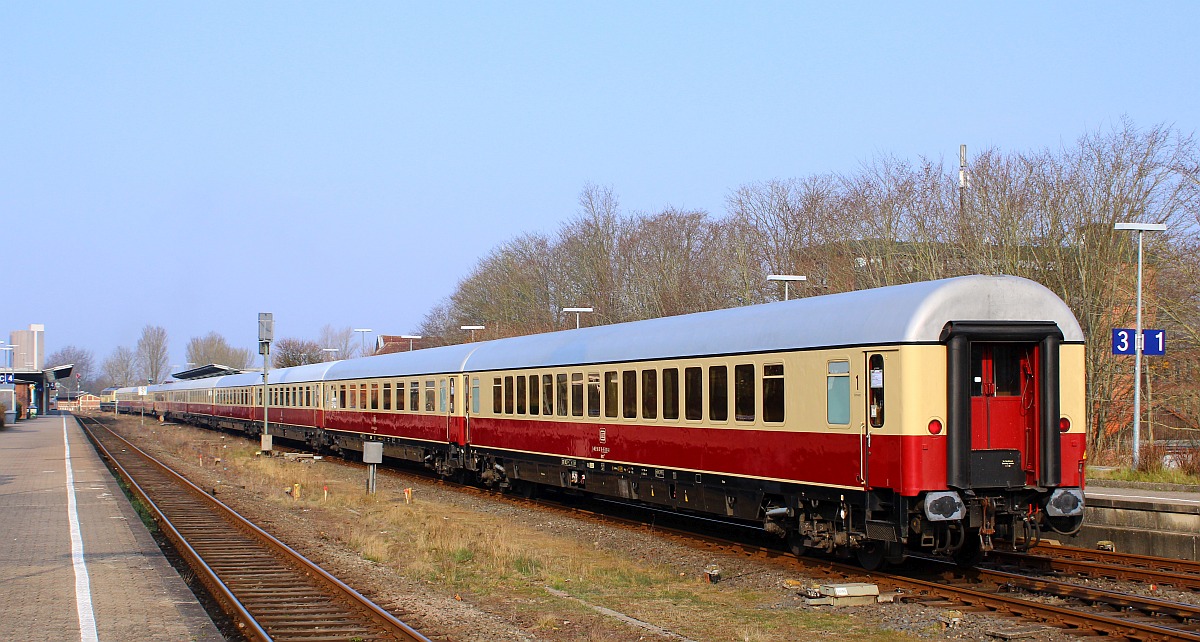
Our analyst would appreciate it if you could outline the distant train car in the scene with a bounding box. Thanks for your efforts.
[125,275,1086,567]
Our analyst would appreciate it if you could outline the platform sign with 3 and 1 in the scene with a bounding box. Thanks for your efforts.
[1112,328,1166,356]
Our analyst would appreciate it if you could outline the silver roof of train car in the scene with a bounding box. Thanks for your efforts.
[265,274,1082,382]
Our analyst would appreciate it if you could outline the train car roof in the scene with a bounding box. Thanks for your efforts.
[456,274,1083,372]
[147,275,1083,388]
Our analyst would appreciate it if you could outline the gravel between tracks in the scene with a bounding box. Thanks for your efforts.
[104,414,1085,641]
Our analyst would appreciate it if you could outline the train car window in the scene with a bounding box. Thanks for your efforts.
[439,380,447,413]
[425,380,436,412]
[349,385,358,410]
[360,384,368,410]
[571,373,584,417]
[868,354,884,428]
[735,364,755,422]
[827,361,851,425]
[396,381,405,411]
[515,375,526,414]
[542,374,554,415]
[371,383,380,410]
[662,368,679,420]
[306,386,312,408]
[605,372,618,418]
[685,367,703,420]
[641,370,657,419]
[764,364,785,423]
[557,374,568,416]
[504,376,515,414]
[339,384,347,410]
[448,378,455,413]
[471,377,480,415]
[588,373,601,417]
[622,370,637,418]
[410,382,419,413]
[382,383,391,410]
[709,366,728,422]
[492,378,503,413]
[527,375,539,415]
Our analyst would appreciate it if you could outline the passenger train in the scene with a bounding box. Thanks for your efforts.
[117,275,1087,568]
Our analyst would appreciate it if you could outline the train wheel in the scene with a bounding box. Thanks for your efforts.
[787,531,807,557]
[856,541,887,571]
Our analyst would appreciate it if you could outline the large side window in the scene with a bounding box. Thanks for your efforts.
[504,376,514,414]
[382,383,391,410]
[438,379,447,413]
[587,373,601,417]
[763,364,785,423]
[528,375,539,415]
[684,367,703,420]
[493,377,503,414]
[556,374,568,416]
[542,374,554,415]
[827,361,851,425]
[662,368,679,420]
[425,380,436,412]
[571,373,584,417]
[641,369,657,419]
[396,381,406,411]
[371,383,380,410]
[515,375,526,414]
[348,385,357,410]
[709,366,728,422]
[735,364,755,422]
[622,370,637,419]
[868,354,885,428]
[410,382,420,412]
[604,371,618,418]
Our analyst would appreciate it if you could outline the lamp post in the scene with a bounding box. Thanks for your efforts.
[353,328,372,357]
[1115,221,1167,469]
[400,335,422,351]
[767,274,807,301]
[562,307,594,329]
[461,325,484,342]
[322,348,339,361]
[1,345,12,419]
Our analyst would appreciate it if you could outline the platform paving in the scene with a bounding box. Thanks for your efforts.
[0,413,222,641]
[1061,480,1200,560]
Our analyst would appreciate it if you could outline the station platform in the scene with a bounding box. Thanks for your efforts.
[0,413,221,641]
[1060,480,1200,560]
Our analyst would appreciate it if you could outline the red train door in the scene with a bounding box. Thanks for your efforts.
[970,343,1039,486]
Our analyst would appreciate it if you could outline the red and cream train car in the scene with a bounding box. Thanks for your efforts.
[119,275,1086,567]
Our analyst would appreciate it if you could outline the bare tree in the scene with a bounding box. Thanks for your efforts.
[135,325,169,383]
[318,325,357,360]
[101,346,138,388]
[272,338,325,368]
[185,332,252,369]
[45,345,96,392]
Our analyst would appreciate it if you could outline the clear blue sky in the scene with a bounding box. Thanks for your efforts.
[3,3,1197,370]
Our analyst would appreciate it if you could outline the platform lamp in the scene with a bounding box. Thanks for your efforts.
[767,274,807,301]
[400,335,422,351]
[461,325,484,342]
[353,328,372,357]
[1114,221,1167,469]
[562,307,594,329]
[321,347,339,361]
[258,312,274,454]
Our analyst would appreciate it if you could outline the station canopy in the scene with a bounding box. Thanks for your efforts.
[172,364,243,380]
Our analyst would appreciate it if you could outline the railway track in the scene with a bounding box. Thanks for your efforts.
[77,415,430,642]
[103,412,1200,640]
[989,543,1200,591]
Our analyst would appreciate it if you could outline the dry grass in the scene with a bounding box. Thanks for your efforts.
[123,418,910,641]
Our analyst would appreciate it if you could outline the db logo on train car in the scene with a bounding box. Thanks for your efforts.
[599,428,607,444]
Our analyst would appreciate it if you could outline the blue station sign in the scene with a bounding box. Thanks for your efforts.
[1112,328,1166,356]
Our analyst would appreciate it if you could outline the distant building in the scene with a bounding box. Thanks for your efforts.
[9,324,45,371]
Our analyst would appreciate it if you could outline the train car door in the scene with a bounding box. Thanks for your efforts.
[863,351,894,489]
[969,343,1039,487]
